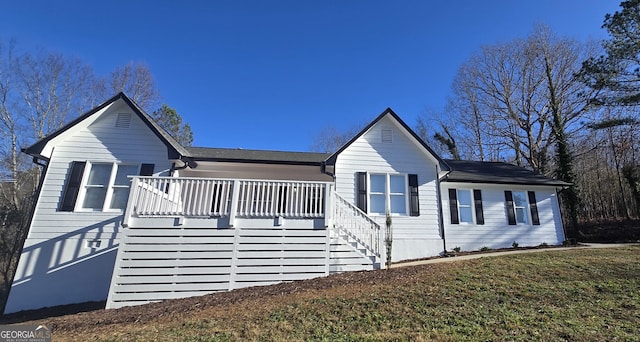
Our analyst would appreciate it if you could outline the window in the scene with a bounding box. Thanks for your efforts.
[60,161,154,212]
[512,191,528,224]
[109,165,139,209]
[457,190,473,223]
[448,188,484,225]
[356,172,418,216]
[504,190,540,225]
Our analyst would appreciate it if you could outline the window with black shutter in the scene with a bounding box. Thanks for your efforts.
[473,189,484,225]
[139,163,154,176]
[505,190,516,225]
[448,188,459,224]
[528,191,540,225]
[408,174,419,216]
[356,172,367,212]
[60,161,86,211]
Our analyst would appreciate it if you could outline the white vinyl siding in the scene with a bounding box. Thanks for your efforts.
[333,116,443,262]
[442,183,565,252]
[6,99,173,313]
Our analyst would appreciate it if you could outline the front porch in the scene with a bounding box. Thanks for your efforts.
[107,176,384,309]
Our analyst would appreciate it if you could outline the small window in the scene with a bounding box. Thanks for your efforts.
[388,175,406,214]
[82,164,112,209]
[369,174,386,214]
[457,190,473,223]
[110,165,139,209]
[512,191,529,224]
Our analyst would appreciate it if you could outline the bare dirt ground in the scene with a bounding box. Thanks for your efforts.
[1,263,437,335]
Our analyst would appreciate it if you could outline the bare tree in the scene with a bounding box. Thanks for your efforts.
[0,41,104,310]
[310,124,362,153]
[109,62,161,112]
[16,51,97,140]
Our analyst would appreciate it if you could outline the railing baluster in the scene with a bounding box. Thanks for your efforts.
[127,177,330,220]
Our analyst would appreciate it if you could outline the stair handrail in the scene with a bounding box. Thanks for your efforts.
[332,191,381,258]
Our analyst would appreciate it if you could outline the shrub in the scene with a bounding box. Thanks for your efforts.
[512,241,519,248]
[480,246,490,252]
[453,246,461,253]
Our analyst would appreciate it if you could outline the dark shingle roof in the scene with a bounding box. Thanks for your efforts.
[186,146,331,165]
[443,159,570,187]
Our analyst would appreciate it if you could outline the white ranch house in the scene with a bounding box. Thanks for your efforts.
[4,93,568,313]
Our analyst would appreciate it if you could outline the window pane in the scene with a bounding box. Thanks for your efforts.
[370,174,385,193]
[460,207,473,223]
[114,165,138,185]
[390,194,406,214]
[513,191,527,206]
[389,175,405,193]
[370,194,385,214]
[83,188,107,209]
[110,188,130,209]
[516,208,528,224]
[87,164,111,185]
[457,190,472,206]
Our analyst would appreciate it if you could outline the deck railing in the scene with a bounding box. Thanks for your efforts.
[126,176,331,223]
[332,191,381,259]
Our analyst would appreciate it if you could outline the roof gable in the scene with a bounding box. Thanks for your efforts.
[324,108,450,170]
[22,92,189,161]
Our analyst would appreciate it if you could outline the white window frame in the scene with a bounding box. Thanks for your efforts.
[367,172,408,216]
[511,190,530,225]
[75,162,140,212]
[456,189,474,224]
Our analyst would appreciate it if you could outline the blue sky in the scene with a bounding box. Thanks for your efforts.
[1,1,621,152]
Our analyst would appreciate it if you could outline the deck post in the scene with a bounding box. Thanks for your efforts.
[228,180,240,227]
[122,177,140,227]
[379,227,387,269]
[324,184,333,228]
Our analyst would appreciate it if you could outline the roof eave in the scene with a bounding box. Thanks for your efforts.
[442,178,571,187]
[191,157,325,166]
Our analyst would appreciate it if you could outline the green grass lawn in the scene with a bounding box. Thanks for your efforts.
[54,246,640,341]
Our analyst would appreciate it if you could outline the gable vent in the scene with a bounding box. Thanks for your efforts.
[115,113,132,128]
[381,128,393,143]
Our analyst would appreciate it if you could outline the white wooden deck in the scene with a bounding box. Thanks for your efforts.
[107,176,383,309]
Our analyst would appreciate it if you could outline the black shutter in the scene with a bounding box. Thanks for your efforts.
[448,188,459,224]
[473,189,484,225]
[139,163,155,176]
[528,191,540,225]
[505,191,516,225]
[356,172,367,212]
[408,174,419,216]
[60,161,86,211]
